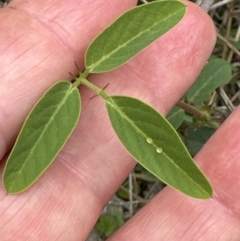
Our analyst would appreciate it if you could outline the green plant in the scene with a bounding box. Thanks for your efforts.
[166,56,232,154]
[2,1,213,199]
[95,207,125,239]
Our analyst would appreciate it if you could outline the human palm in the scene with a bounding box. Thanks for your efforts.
[1,0,239,240]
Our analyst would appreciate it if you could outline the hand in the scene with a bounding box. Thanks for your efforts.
[1,1,236,240]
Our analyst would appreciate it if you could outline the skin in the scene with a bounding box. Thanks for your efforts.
[0,0,239,240]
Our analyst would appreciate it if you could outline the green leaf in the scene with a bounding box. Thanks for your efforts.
[96,213,119,238]
[166,106,185,129]
[96,211,124,238]
[3,81,81,194]
[186,126,215,156]
[186,58,232,103]
[106,96,213,199]
[85,1,186,73]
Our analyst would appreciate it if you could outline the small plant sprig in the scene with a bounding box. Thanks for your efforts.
[2,1,213,199]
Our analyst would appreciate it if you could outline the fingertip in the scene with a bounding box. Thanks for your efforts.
[185,0,216,53]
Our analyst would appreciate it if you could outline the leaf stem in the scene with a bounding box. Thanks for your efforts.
[72,69,110,99]
[73,69,90,87]
[176,100,204,118]
[176,100,219,129]
[80,78,110,100]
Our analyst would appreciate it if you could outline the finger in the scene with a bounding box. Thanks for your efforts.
[0,0,137,240]
[108,108,240,241]
[78,0,216,203]
[0,0,136,157]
